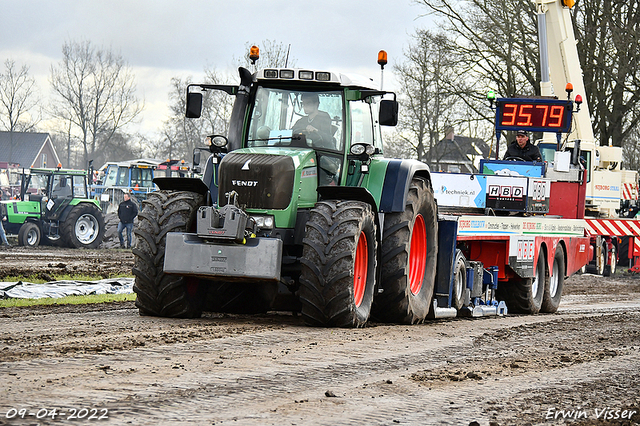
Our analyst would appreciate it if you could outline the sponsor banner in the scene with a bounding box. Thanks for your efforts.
[486,176,527,211]
[432,173,486,208]
[458,215,585,237]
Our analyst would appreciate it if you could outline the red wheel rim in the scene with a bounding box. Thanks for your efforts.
[353,231,368,307]
[409,214,427,295]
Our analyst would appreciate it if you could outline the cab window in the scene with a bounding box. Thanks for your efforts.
[349,98,383,150]
[247,87,344,151]
[73,175,87,198]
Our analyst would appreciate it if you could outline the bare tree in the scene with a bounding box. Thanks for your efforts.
[572,1,640,147]
[161,42,295,161]
[0,59,41,162]
[241,39,297,71]
[416,0,640,148]
[392,30,462,163]
[49,40,143,168]
[161,68,234,161]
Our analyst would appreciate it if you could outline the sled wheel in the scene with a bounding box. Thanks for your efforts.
[498,248,546,314]
[452,249,466,310]
[541,245,565,313]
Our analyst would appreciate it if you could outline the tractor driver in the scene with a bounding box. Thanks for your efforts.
[292,93,334,149]
[503,130,542,162]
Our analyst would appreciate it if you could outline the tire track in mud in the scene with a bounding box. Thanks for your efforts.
[1,308,639,425]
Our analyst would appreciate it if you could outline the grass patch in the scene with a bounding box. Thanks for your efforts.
[0,293,136,308]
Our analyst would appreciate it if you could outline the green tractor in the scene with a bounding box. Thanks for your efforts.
[1,168,105,248]
[133,65,438,327]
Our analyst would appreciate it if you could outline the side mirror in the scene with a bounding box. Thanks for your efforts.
[186,92,203,118]
[193,150,201,167]
[379,100,398,126]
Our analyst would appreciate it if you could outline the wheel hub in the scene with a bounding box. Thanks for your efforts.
[409,214,427,295]
[353,232,368,307]
[75,214,99,244]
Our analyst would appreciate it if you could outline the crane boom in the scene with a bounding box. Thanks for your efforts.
[534,0,595,143]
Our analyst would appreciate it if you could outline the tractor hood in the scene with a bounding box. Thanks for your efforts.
[218,148,319,210]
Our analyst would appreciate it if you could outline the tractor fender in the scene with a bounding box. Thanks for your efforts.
[153,177,210,195]
[379,159,432,213]
[317,185,382,242]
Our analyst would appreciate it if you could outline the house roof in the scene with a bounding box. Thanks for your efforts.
[429,134,491,164]
[0,131,59,167]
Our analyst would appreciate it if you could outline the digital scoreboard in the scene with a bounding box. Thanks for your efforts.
[495,98,573,133]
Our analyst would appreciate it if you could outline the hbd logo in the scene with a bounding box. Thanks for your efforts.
[488,185,524,198]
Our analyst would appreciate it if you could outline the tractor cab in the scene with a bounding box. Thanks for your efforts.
[185,67,398,201]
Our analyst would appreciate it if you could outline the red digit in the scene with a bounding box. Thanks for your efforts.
[516,104,533,126]
[549,105,564,127]
[535,104,549,126]
[502,104,517,126]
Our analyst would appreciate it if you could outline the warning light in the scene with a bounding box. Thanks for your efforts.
[249,46,260,64]
[378,50,388,68]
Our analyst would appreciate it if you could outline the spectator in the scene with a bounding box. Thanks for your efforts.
[117,192,138,249]
[0,201,11,247]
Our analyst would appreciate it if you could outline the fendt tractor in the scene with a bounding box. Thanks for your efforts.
[1,167,105,248]
[131,34,591,326]
[133,60,443,327]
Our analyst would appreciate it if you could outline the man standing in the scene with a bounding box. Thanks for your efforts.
[503,130,542,162]
[117,192,138,249]
[0,201,11,247]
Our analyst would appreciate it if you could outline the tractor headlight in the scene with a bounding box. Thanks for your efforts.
[252,215,275,230]
[205,135,228,147]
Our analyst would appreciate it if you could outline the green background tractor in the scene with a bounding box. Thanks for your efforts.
[133,67,438,327]
[1,168,105,248]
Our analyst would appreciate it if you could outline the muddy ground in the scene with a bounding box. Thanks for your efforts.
[0,248,639,425]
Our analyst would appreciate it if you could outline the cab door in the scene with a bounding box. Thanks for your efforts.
[45,175,73,220]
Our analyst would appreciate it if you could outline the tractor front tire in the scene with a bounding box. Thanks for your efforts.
[132,190,205,318]
[299,200,377,327]
[61,204,105,248]
[373,178,438,324]
[18,222,41,247]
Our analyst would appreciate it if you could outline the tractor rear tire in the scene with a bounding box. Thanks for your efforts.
[541,245,565,313]
[18,222,41,247]
[373,178,438,324]
[61,204,105,248]
[299,200,377,327]
[498,249,546,314]
[132,190,205,318]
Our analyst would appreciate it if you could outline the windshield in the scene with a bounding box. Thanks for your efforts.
[28,173,50,195]
[247,88,344,151]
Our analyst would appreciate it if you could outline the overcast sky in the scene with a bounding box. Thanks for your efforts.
[1,0,433,138]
